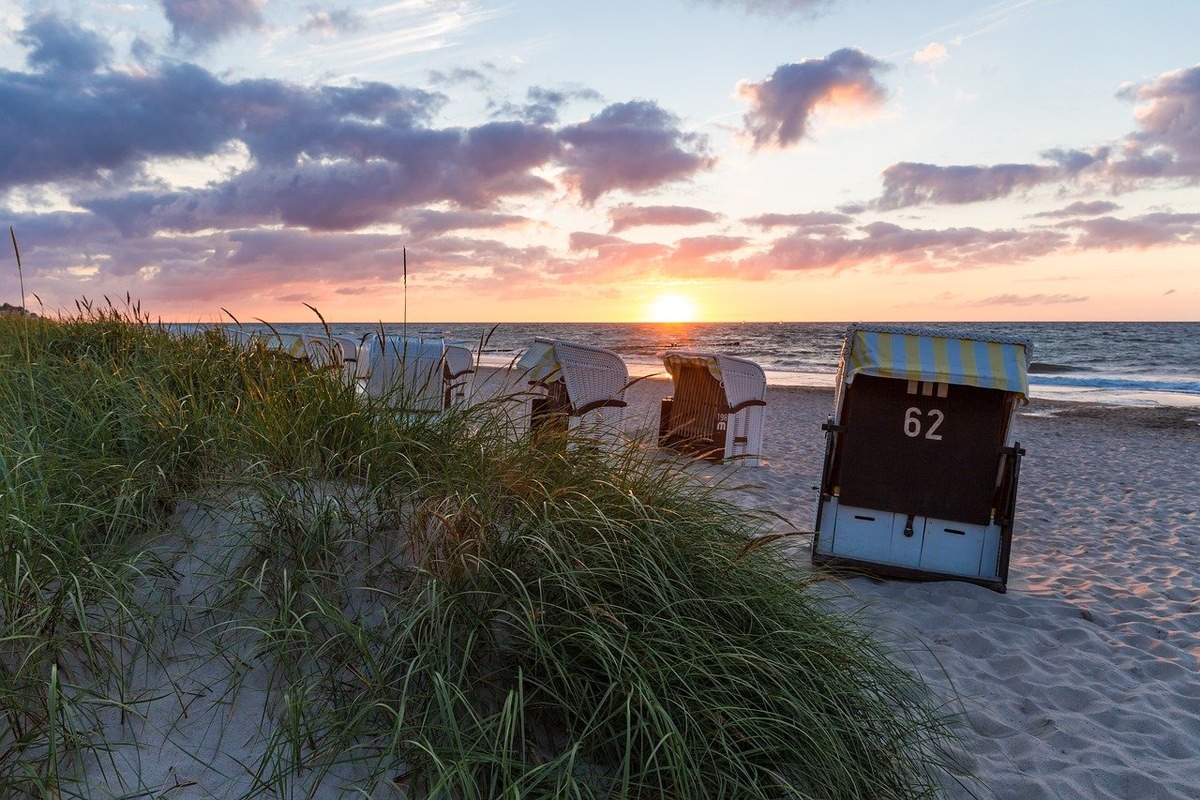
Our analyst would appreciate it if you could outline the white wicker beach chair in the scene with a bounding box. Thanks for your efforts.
[517,338,628,441]
[298,334,363,385]
[659,351,767,466]
[359,335,452,411]
[444,343,475,406]
[226,328,265,349]
[267,331,310,360]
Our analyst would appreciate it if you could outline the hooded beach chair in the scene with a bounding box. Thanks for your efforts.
[516,338,628,441]
[359,335,453,412]
[812,324,1030,592]
[226,328,266,350]
[267,331,310,360]
[300,334,363,385]
[658,351,767,466]
[444,343,475,407]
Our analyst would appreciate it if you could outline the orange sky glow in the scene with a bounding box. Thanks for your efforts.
[2,1,1198,324]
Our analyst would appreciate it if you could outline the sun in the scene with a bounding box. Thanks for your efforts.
[646,294,698,323]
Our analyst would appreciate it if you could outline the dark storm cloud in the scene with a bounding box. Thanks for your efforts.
[738,48,890,149]
[608,204,719,233]
[18,12,111,73]
[160,0,264,46]
[558,101,714,203]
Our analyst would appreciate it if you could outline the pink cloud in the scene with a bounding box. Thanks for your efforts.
[608,204,719,233]
[972,293,1088,306]
[737,48,890,149]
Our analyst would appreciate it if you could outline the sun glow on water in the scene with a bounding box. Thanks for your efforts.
[646,294,698,323]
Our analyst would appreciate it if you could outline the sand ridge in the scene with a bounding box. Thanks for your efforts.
[78,367,1200,798]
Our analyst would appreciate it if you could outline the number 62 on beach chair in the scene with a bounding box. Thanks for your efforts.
[812,324,1030,592]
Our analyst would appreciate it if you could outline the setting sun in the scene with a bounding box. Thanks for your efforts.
[646,294,698,323]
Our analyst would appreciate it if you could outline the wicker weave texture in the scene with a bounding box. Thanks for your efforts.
[662,350,766,465]
[360,335,447,410]
[538,339,628,412]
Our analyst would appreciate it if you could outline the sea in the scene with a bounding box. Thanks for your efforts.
[209,321,1200,409]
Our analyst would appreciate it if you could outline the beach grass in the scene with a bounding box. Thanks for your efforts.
[0,304,960,798]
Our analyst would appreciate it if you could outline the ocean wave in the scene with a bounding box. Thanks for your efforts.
[1028,361,1089,374]
[1029,374,1200,395]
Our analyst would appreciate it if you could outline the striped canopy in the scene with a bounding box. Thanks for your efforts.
[840,325,1031,399]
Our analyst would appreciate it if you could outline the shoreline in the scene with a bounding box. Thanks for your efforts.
[476,356,1200,412]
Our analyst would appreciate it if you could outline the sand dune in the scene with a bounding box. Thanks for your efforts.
[79,368,1200,798]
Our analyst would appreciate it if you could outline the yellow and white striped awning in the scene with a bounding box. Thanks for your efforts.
[841,325,1031,399]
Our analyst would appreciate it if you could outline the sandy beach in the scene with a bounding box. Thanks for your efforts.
[78,367,1200,798]
[614,373,1200,800]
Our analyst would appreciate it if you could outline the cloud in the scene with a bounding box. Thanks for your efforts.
[428,67,495,91]
[1120,64,1200,166]
[745,220,1068,273]
[878,161,1071,209]
[672,235,748,258]
[557,101,714,203]
[553,231,673,283]
[608,204,719,233]
[568,232,626,251]
[874,64,1200,209]
[298,8,363,37]
[0,25,723,298]
[973,293,1088,306]
[737,48,890,149]
[0,61,243,190]
[400,209,530,241]
[490,85,604,126]
[82,120,561,233]
[743,211,854,228]
[18,12,112,74]
[1032,200,1121,218]
[160,0,265,46]
[912,43,948,66]
[690,0,834,17]
[1066,212,1200,250]
[0,40,568,230]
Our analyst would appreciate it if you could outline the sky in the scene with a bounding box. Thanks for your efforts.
[1,0,1198,324]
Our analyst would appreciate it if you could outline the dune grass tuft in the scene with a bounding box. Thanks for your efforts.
[0,305,961,798]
